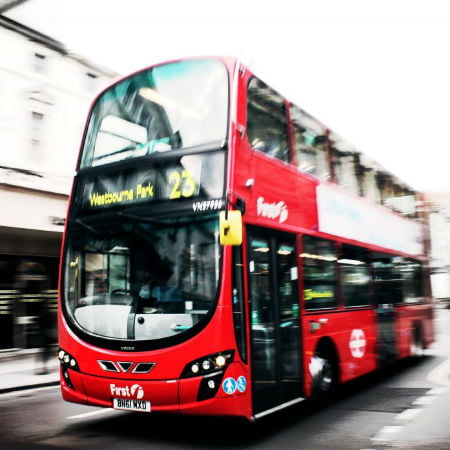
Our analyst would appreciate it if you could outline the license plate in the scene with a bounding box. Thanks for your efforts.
[113,398,151,412]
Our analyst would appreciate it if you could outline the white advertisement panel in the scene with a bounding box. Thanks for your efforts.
[317,184,423,256]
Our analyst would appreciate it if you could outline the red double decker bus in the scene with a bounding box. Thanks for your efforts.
[58,56,434,420]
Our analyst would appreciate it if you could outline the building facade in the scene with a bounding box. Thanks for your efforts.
[428,193,450,305]
[0,15,117,350]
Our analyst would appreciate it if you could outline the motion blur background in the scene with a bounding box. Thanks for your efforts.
[0,0,449,353]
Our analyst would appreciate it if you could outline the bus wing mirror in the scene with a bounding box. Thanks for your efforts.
[219,210,242,246]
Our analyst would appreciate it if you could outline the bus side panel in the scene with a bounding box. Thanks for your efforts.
[232,146,319,233]
[302,309,377,397]
[395,303,435,358]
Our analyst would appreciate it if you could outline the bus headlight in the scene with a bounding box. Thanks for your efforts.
[58,348,79,372]
[180,350,234,378]
[215,355,226,368]
[58,348,80,390]
[201,359,211,371]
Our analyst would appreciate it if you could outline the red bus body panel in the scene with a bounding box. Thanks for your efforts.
[58,56,434,421]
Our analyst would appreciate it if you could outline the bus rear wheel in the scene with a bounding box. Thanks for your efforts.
[410,325,424,358]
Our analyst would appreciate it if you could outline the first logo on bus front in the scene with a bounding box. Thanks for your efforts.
[110,383,144,399]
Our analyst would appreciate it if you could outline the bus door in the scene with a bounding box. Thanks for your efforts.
[373,255,398,365]
[247,229,303,416]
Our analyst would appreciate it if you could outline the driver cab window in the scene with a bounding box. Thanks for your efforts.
[84,250,130,297]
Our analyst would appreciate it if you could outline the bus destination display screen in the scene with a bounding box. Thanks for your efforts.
[77,152,224,213]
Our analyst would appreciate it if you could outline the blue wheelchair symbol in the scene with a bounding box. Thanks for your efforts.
[222,377,237,395]
[236,375,247,393]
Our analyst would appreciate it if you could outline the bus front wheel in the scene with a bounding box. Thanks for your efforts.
[310,346,338,401]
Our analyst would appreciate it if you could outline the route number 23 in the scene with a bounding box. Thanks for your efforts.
[169,170,196,199]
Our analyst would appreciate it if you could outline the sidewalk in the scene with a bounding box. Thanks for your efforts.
[0,348,60,394]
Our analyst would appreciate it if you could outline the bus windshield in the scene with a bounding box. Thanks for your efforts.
[80,59,229,168]
[63,215,221,343]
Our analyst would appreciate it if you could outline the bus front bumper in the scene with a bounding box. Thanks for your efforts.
[60,365,251,418]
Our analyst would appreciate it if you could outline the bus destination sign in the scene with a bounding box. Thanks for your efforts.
[78,152,224,212]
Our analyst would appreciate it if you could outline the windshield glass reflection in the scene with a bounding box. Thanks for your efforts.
[64,215,220,341]
[80,59,228,168]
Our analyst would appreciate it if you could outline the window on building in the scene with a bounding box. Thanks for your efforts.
[30,111,44,162]
[85,72,98,92]
[301,236,338,310]
[339,245,371,307]
[33,53,47,73]
[247,77,290,163]
[291,105,329,179]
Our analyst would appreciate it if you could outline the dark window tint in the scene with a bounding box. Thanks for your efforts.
[301,236,337,310]
[372,254,398,305]
[398,259,424,303]
[372,255,424,304]
[339,245,371,307]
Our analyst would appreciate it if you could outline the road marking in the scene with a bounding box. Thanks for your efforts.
[413,395,435,406]
[371,425,403,442]
[372,374,449,445]
[427,357,450,386]
[0,385,59,399]
[67,408,117,420]
[427,386,448,395]
[395,408,422,420]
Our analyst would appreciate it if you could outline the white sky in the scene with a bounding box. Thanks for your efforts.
[5,0,450,193]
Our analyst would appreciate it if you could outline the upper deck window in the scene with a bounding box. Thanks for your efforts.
[290,105,330,180]
[80,59,228,168]
[247,77,289,163]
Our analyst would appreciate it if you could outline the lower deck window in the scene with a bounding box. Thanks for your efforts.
[339,245,371,307]
[301,236,337,310]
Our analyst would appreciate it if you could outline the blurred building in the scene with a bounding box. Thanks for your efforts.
[0,15,117,350]
[427,193,450,305]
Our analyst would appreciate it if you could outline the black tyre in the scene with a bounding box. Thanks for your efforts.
[311,347,338,402]
[410,325,424,358]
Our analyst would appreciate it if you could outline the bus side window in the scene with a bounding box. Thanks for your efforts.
[339,244,371,307]
[301,236,338,310]
[393,258,424,304]
[290,104,329,180]
[246,77,290,163]
[401,260,424,303]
